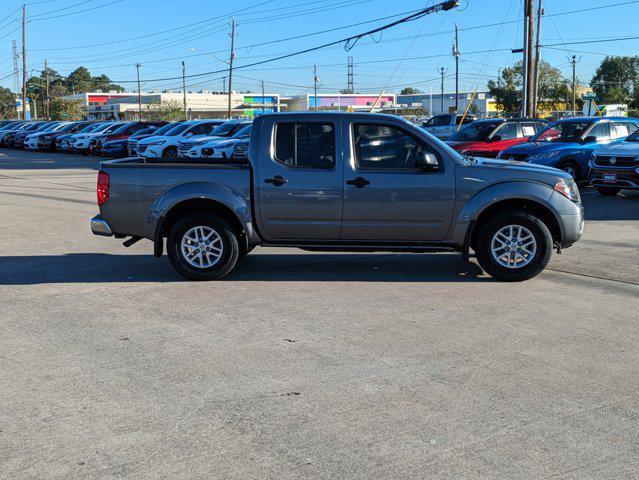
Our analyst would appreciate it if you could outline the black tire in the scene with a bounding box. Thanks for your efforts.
[475,211,553,282]
[596,187,620,196]
[558,160,579,179]
[162,146,177,158]
[167,214,240,281]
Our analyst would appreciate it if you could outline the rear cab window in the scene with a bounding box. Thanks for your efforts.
[274,122,335,169]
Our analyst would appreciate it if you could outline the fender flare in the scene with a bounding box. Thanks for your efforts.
[147,181,253,257]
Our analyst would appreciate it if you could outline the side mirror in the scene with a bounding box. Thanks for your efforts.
[490,135,502,142]
[416,151,440,171]
[582,135,597,144]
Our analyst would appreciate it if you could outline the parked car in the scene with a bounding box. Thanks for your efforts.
[186,123,252,158]
[138,120,226,158]
[100,127,163,157]
[24,121,78,150]
[0,121,34,147]
[55,122,99,151]
[177,120,250,157]
[498,117,639,179]
[588,127,639,196]
[91,121,167,156]
[69,122,123,153]
[422,113,478,140]
[128,122,179,156]
[91,112,583,283]
[446,118,546,158]
[15,121,60,148]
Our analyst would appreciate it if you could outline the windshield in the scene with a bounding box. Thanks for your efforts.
[111,123,134,134]
[532,121,592,142]
[78,123,101,133]
[210,122,239,136]
[448,122,500,141]
[626,128,639,142]
[164,122,192,136]
[101,123,123,133]
[232,124,252,138]
[151,123,176,135]
[49,123,70,132]
[425,115,452,127]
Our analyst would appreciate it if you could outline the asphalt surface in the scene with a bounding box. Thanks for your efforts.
[1,149,638,480]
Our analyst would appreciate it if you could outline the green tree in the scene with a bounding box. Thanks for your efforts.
[488,60,569,115]
[144,100,184,121]
[0,87,17,118]
[400,87,422,95]
[49,98,84,120]
[590,56,639,107]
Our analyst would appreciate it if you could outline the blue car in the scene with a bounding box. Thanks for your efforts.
[497,117,639,179]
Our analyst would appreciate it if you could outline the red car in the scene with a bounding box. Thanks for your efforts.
[445,118,547,158]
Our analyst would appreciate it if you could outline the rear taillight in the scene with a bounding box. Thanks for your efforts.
[97,171,109,206]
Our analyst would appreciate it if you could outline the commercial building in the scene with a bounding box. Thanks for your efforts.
[64,91,281,120]
[397,91,497,117]
[283,93,397,111]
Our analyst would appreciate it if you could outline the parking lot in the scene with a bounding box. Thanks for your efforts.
[1,149,638,478]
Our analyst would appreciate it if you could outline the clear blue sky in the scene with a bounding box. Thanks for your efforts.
[1,0,638,96]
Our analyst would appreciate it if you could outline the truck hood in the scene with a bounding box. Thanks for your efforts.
[465,156,570,179]
[593,140,639,156]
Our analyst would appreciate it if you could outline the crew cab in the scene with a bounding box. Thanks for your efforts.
[588,127,639,196]
[422,113,478,140]
[498,116,639,179]
[446,118,546,158]
[91,112,584,282]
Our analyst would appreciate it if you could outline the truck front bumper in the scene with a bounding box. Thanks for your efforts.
[91,214,113,236]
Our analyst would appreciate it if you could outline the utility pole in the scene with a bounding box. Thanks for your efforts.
[44,59,50,119]
[347,56,354,93]
[135,63,142,121]
[570,55,580,116]
[521,0,535,117]
[221,77,226,94]
[453,24,459,112]
[227,18,236,119]
[182,61,187,120]
[532,0,543,117]
[261,79,265,113]
[313,63,319,111]
[22,5,27,120]
[438,67,446,114]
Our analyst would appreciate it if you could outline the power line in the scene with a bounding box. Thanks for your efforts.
[28,0,124,22]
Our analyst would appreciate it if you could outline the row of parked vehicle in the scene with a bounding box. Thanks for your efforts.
[0,118,253,161]
[422,113,639,196]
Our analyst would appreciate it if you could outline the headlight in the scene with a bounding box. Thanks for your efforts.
[554,178,580,202]
[529,151,561,161]
[147,140,166,146]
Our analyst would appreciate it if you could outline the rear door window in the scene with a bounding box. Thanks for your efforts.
[587,122,611,141]
[274,123,335,169]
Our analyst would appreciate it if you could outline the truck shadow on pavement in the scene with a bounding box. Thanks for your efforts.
[0,252,488,285]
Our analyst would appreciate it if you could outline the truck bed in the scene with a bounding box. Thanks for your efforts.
[99,157,252,240]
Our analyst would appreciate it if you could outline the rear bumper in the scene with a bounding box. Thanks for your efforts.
[91,214,113,236]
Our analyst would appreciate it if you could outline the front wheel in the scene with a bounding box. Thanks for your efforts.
[167,214,240,280]
[558,161,579,179]
[596,187,620,196]
[162,146,178,157]
[475,212,553,282]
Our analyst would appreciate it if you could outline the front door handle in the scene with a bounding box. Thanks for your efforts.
[265,175,287,187]
[346,176,371,188]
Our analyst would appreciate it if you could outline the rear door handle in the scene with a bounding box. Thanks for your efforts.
[346,176,371,188]
[265,175,287,186]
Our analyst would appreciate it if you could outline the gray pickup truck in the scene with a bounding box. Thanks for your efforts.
[91,112,584,282]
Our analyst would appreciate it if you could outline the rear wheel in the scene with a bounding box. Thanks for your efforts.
[475,211,553,282]
[167,214,240,280]
[162,146,177,157]
[596,187,620,196]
